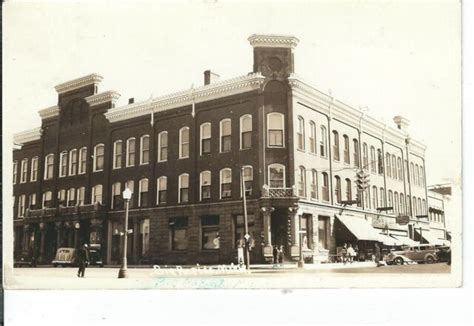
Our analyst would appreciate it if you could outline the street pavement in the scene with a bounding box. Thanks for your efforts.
[6,262,451,289]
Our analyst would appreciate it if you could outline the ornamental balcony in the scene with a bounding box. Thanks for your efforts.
[261,185,298,198]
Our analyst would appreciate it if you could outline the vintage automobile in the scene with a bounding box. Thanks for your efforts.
[385,244,437,265]
[14,253,37,267]
[52,247,78,267]
[435,246,451,265]
[88,244,104,267]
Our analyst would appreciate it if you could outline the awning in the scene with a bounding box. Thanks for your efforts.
[390,235,419,247]
[378,233,400,246]
[415,229,448,246]
[336,215,381,241]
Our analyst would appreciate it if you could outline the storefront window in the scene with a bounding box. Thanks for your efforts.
[201,215,220,250]
[170,217,188,250]
[234,214,255,249]
[318,216,329,249]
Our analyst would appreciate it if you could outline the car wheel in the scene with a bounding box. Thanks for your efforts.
[425,255,435,264]
[394,257,404,265]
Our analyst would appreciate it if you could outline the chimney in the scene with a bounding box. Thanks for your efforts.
[128,98,134,104]
[204,70,220,85]
[393,116,410,131]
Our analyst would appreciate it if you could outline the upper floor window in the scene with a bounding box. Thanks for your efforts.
[377,149,383,174]
[91,184,103,204]
[140,135,150,165]
[178,173,189,203]
[220,119,231,153]
[157,176,167,205]
[372,186,378,210]
[296,116,305,151]
[113,140,122,169]
[308,121,317,154]
[138,178,149,207]
[200,171,211,200]
[220,168,232,199]
[370,146,376,173]
[200,123,211,155]
[69,149,78,176]
[343,135,350,164]
[415,164,420,187]
[28,193,37,210]
[78,147,87,174]
[379,187,385,208]
[310,170,318,200]
[362,143,369,171]
[320,126,327,157]
[59,151,68,177]
[30,157,38,182]
[410,162,415,184]
[77,187,85,206]
[67,188,76,207]
[179,127,190,159]
[20,158,28,183]
[58,189,66,206]
[268,164,285,188]
[422,199,426,215]
[126,138,136,167]
[18,195,26,217]
[111,182,121,209]
[44,154,54,180]
[157,131,168,162]
[267,112,284,147]
[93,144,105,172]
[353,139,359,168]
[397,157,403,181]
[332,131,340,161]
[399,193,405,215]
[297,166,306,198]
[240,114,252,150]
[392,155,397,179]
[345,178,352,201]
[242,166,253,197]
[388,190,393,213]
[322,172,329,202]
[13,161,18,185]
[43,191,53,208]
[420,166,425,187]
[386,153,392,177]
[334,176,341,203]
[394,192,399,215]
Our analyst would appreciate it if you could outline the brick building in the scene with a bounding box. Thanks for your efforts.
[12,34,430,265]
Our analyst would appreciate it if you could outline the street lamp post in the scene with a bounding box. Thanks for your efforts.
[297,209,305,268]
[240,167,250,270]
[118,187,132,279]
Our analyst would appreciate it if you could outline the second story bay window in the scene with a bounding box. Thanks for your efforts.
[59,151,68,177]
[220,119,232,153]
[220,168,232,199]
[13,161,18,185]
[309,121,317,154]
[200,171,211,200]
[200,123,211,155]
[140,135,150,165]
[157,176,167,205]
[69,149,78,176]
[268,163,285,188]
[332,130,340,161]
[343,135,350,164]
[78,147,87,174]
[20,158,28,183]
[44,154,54,180]
[296,116,305,151]
[157,131,168,162]
[111,182,121,209]
[179,127,190,159]
[267,112,284,147]
[93,144,105,172]
[138,178,149,207]
[241,166,253,197]
[91,184,103,204]
[178,173,189,203]
[113,140,122,169]
[126,138,136,167]
[240,114,252,150]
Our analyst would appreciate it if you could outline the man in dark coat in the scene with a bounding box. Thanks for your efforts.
[374,242,381,267]
[77,244,90,278]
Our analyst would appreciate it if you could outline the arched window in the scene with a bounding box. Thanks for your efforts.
[343,135,350,164]
[157,176,167,205]
[44,153,55,180]
[417,198,422,216]
[113,140,122,169]
[18,195,26,217]
[43,191,53,208]
[178,174,189,203]
[77,187,85,206]
[138,178,149,207]
[69,149,78,175]
[200,122,211,155]
[320,126,327,157]
[420,166,425,187]
[392,155,397,179]
[126,137,136,167]
[415,164,420,186]
[362,143,369,171]
[377,149,383,174]
[179,127,190,158]
[372,186,378,210]
[140,135,150,165]
[370,146,376,173]
[379,187,385,208]
[78,147,87,174]
[240,114,252,150]
[67,188,76,207]
[394,192,399,215]
[310,170,318,200]
[407,195,411,215]
[334,176,341,203]
[220,119,232,153]
[386,153,391,177]
[388,190,393,214]
[91,184,103,204]
[412,196,417,216]
[332,131,340,161]
[297,166,306,197]
[399,193,405,214]
[345,178,352,201]
[309,121,317,154]
[422,199,426,215]
[30,157,39,182]
[268,163,285,188]
[242,166,253,197]
[365,186,371,209]
[13,161,18,185]
[200,171,212,200]
[397,157,403,181]
[58,189,66,206]
[20,158,28,183]
[220,168,232,199]
[267,112,284,147]
[111,182,121,209]
[410,162,415,184]
[158,131,168,162]
[322,172,329,201]
[296,116,305,151]
[353,139,359,167]
[60,151,68,177]
[93,144,105,172]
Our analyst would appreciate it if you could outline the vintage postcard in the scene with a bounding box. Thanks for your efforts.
[2,1,462,291]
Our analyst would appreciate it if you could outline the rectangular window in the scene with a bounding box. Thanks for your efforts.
[180,128,190,158]
[301,215,311,249]
[140,135,150,165]
[179,174,189,203]
[79,148,87,174]
[20,158,28,183]
[234,214,256,249]
[60,152,68,177]
[201,123,211,155]
[200,171,211,200]
[158,132,168,162]
[44,154,54,180]
[18,195,26,217]
[318,217,329,249]
[157,177,167,205]
[113,141,122,169]
[322,173,329,202]
[296,117,305,151]
[220,120,231,152]
[169,217,188,250]
[92,185,103,204]
[201,215,220,250]
[13,161,18,185]
[310,170,318,200]
[111,183,122,209]
[58,189,66,206]
[28,193,37,209]
[67,188,76,206]
[139,179,149,207]
[43,191,52,208]
[220,169,232,198]
[30,157,38,182]
[240,115,252,149]
[242,166,253,197]
[94,145,105,172]
[268,113,284,147]
[127,138,136,167]
[77,187,85,206]
[269,165,285,188]
[69,150,78,175]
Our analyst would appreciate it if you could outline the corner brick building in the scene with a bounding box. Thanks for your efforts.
[12,34,436,265]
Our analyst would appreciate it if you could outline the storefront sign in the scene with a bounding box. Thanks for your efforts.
[396,215,410,225]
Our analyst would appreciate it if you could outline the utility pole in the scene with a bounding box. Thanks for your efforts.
[241,167,250,270]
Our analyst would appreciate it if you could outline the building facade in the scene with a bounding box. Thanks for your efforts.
[12,34,431,265]
[426,185,452,245]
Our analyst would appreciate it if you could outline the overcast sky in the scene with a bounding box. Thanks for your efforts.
[3,1,461,186]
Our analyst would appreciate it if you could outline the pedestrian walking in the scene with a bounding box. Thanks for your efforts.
[354,244,359,262]
[272,245,279,265]
[341,243,348,264]
[278,245,284,265]
[77,244,90,278]
[347,244,356,264]
[374,242,381,267]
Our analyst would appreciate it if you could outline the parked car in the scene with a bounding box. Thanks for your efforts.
[385,244,437,265]
[435,246,451,265]
[14,253,37,267]
[88,244,104,267]
[52,247,78,267]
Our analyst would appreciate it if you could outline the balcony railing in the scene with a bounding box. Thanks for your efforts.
[26,203,105,218]
[262,185,297,198]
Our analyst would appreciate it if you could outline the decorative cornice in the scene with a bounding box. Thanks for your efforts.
[85,91,121,107]
[54,73,103,94]
[105,73,265,123]
[248,34,299,49]
[13,127,42,145]
[38,105,60,119]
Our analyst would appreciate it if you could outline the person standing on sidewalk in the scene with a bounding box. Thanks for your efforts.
[347,244,356,264]
[273,245,279,265]
[374,242,381,267]
[278,245,284,266]
[341,243,348,264]
[77,244,90,278]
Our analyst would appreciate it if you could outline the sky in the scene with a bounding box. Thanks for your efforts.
[3,0,461,186]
